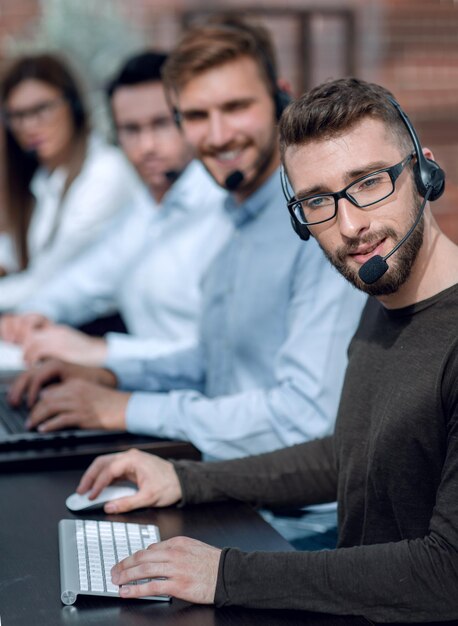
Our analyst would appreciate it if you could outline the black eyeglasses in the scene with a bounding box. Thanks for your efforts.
[1,96,67,131]
[287,153,414,227]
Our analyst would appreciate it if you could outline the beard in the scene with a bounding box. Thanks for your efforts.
[233,125,278,196]
[200,123,278,194]
[319,196,425,297]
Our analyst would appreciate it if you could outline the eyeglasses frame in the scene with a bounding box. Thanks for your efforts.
[1,95,68,131]
[286,152,415,227]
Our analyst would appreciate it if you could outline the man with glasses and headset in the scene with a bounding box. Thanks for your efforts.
[74,78,457,621]
[283,145,421,291]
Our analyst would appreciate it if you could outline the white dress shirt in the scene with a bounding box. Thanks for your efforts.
[0,135,142,311]
[19,161,232,361]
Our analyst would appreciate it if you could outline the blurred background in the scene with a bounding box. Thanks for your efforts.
[1,0,457,241]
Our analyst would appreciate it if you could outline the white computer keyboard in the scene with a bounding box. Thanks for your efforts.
[59,519,170,605]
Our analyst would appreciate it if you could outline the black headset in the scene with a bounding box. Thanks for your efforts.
[172,20,291,128]
[388,97,445,201]
[282,96,446,242]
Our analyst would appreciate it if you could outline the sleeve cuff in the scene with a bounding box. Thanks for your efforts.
[15,300,58,319]
[106,333,198,362]
[105,358,159,391]
[125,391,167,436]
[214,547,233,606]
[106,334,133,361]
[171,459,205,506]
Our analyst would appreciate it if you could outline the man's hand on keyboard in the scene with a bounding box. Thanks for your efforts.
[77,449,183,511]
[22,379,129,432]
[0,312,51,343]
[111,536,221,604]
[8,358,117,408]
[22,325,108,366]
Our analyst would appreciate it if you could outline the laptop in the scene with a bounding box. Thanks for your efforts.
[0,389,132,449]
[0,359,200,468]
[0,342,153,451]
[0,387,200,475]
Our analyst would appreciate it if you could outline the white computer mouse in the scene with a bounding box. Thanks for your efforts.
[66,483,138,512]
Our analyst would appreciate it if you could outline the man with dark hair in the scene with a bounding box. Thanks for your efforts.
[8,20,364,472]
[74,77,458,622]
[1,51,231,364]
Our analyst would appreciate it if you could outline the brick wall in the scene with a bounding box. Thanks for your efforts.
[377,0,458,241]
[0,0,457,241]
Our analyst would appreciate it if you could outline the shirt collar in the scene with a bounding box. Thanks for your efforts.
[30,165,67,199]
[161,160,209,215]
[29,132,104,200]
[223,168,281,227]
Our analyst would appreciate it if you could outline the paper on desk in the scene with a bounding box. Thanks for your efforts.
[0,339,25,381]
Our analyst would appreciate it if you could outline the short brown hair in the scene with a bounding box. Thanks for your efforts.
[162,16,278,98]
[279,77,412,162]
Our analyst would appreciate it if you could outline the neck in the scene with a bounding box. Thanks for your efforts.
[378,213,458,309]
[149,183,171,204]
[41,142,75,173]
[233,149,280,204]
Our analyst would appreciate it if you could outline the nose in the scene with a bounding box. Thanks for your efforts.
[137,127,157,154]
[15,114,40,135]
[206,111,233,149]
[337,197,370,240]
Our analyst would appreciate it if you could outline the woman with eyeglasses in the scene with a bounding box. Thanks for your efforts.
[0,53,141,310]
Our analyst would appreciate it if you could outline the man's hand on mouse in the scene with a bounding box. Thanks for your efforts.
[77,449,183,512]
[22,379,129,432]
[112,536,221,604]
[8,358,117,408]
[78,450,220,604]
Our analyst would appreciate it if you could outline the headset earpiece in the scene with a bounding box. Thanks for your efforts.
[387,96,445,202]
[413,157,445,201]
[290,217,310,241]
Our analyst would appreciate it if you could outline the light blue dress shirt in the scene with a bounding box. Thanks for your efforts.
[18,161,232,361]
[108,169,367,460]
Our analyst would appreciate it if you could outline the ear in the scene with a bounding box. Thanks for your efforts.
[277,77,293,98]
[422,147,435,162]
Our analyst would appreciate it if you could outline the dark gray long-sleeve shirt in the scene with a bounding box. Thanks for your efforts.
[174,284,458,623]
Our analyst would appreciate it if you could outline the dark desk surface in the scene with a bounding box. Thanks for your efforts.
[0,468,378,626]
[3,472,454,626]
